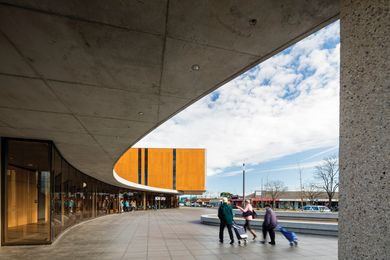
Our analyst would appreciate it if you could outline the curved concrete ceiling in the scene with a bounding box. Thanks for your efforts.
[113,169,179,194]
[0,0,339,188]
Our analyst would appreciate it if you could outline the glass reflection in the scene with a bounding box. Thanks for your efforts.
[4,140,50,245]
[2,138,124,245]
[51,145,121,240]
[2,138,178,246]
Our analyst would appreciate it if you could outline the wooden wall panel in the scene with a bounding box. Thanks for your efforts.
[7,169,38,227]
[141,148,144,185]
[114,148,138,183]
[147,148,173,189]
[114,148,205,193]
[176,149,205,192]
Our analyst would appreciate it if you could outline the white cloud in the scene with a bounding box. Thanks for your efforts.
[301,146,339,161]
[135,21,340,177]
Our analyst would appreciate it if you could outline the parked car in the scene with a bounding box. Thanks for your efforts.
[303,205,331,212]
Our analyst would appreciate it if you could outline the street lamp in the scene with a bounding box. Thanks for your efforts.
[243,163,245,207]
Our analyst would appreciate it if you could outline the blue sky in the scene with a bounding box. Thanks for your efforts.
[135,21,340,196]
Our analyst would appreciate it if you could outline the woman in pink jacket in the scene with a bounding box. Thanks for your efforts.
[237,199,257,240]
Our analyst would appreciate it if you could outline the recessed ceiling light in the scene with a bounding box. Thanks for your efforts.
[191,64,200,71]
[138,112,144,115]
[249,18,257,26]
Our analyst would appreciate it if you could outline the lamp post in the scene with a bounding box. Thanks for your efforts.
[243,163,245,207]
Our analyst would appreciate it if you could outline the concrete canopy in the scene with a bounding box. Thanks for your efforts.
[0,0,339,188]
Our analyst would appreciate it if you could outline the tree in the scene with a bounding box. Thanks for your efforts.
[303,182,322,204]
[220,192,233,198]
[314,155,339,209]
[264,180,288,208]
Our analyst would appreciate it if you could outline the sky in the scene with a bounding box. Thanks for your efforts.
[135,21,340,196]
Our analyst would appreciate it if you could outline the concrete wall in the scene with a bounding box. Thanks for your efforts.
[233,209,338,221]
[339,0,390,259]
[0,138,2,246]
[200,214,338,236]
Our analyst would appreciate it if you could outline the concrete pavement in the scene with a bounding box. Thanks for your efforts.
[0,208,337,260]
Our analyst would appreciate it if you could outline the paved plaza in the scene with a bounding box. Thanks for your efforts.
[0,208,337,260]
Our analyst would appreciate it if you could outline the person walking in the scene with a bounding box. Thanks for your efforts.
[237,199,257,240]
[130,200,134,212]
[218,197,235,244]
[260,204,278,245]
[119,198,124,213]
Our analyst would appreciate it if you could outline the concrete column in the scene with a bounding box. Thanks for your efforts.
[339,1,390,259]
[0,138,2,246]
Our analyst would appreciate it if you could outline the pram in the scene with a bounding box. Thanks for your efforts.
[277,225,298,246]
[232,222,248,245]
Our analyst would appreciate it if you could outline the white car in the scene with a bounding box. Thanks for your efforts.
[303,205,331,212]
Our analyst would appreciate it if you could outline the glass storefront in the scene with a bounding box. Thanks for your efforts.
[1,138,122,245]
[1,138,178,246]
[2,140,51,245]
[51,145,120,239]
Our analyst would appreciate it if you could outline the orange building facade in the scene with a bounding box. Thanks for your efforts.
[114,148,205,194]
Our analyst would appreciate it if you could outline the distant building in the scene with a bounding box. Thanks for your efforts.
[230,191,339,210]
[115,148,206,194]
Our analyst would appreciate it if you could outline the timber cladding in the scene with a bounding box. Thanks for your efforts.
[114,148,205,193]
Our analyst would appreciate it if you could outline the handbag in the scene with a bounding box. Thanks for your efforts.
[252,210,257,219]
[242,211,253,217]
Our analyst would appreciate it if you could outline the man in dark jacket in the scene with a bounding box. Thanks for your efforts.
[260,204,277,245]
[218,197,234,244]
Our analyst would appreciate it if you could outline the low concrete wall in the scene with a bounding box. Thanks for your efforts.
[233,209,338,221]
[201,214,338,236]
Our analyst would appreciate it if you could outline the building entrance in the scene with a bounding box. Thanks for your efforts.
[2,140,51,245]
[1,138,124,246]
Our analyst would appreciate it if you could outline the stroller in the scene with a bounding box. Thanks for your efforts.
[277,225,298,246]
[232,221,248,245]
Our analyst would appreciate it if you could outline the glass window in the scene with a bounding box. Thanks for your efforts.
[53,148,62,238]
[81,175,91,220]
[72,170,82,223]
[2,138,124,245]
[3,140,51,245]
[67,167,76,227]
[61,161,71,230]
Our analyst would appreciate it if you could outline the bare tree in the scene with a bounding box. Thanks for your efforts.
[264,180,288,208]
[314,155,339,209]
[303,182,322,204]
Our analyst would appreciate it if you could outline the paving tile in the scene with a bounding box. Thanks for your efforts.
[172,256,196,260]
[169,250,193,256]
[0,208,337,260]
[147,250,170,256]
[124,251,147,257]
[195,255,220,260]
[190,249,213,256]
[147,256,171,260]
